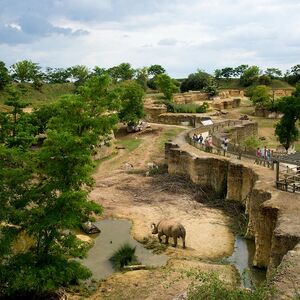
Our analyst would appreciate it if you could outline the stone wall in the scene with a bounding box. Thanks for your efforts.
[218,89,244,98]
[165,136,300,297]
[173,91,209,104]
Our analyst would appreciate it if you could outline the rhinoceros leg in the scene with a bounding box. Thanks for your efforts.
[165,236,169,244]
[182,237,186,249]
[172,236,177,247]
[158,232,163,243]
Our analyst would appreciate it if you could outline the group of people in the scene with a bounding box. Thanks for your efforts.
[192,133,213,152]
[256,146,272,160]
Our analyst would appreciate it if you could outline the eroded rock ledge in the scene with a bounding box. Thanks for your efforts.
[165,136,300,298]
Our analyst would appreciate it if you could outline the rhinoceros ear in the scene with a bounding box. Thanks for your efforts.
[151,223,156,229]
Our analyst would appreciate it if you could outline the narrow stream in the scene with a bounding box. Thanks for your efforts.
[226,235,266,288]
[79,219,168,280]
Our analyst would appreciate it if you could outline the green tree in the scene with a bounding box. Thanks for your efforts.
[240,66,260,86]
[180,70,211,92]
[108,63,135,82]
[285,64,300,85]
[148,64,165,77]
[10,60,41,83]
[45,67,70,83]
[274,84,300,150]
[0,60,11,90]
[203,78,218,99]
[265,68,282,79]
[117,81,145,126]
[0,85,37,148]
[0,76,118,298]
[220,67,235,79]
[68,65,89,86]
[155,73,179,101]
[135,67,149,91]
[234,64,249,77]
[248,85,271,109]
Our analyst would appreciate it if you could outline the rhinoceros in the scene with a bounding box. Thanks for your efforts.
[151,219,186,248]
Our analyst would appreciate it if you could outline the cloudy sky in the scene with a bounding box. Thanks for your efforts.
[0,0,299,77]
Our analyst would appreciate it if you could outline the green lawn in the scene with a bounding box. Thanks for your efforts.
[118,137,142,152]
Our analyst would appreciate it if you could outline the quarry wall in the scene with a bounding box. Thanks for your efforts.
[165,130,300,298]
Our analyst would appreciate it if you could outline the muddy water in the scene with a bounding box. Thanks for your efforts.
[79,219,168,280]
[226,236,266,288]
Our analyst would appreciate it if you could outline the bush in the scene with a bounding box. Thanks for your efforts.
[109,243,138,270]
[165,102,208,113]
[187,271,274,300]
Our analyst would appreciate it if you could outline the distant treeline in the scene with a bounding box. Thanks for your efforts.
[0,60,299,93]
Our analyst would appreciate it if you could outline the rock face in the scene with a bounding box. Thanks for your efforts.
[165,133,300,298]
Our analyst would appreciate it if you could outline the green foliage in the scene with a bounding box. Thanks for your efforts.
[68,65,90,86]
[117,80,145,125]
[108,63,135,82]
[148,64,166,77]
[166,102,209,114]
[240,66,260,87]
[203,79,218,98]
[135,67,149,91]
[258,75,272,86]
[248,85,271,109]
[284,64,300,85]
[0,85,37,149]
[109,243,138,270]
[181,70,212,92]
[241,136,262,150]
[0,60,11,90]
[155,73,179,100]
[10,60,41,83]
[186,271,274,300]
[0,75,119,298]
[45,67,70,84]
[265,68,282,79]
[274,84,300,150]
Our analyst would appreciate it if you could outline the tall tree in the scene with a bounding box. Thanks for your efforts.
[265,68,282,79]
[274,84,300,150]
[10,60,41,83]
[240,66,260,86]
[68,65,89,86]
[156,73,179,101]
[0,60,11,90]
[180,70,211,92]
[0,75,118,298]
[108,63,135,82]
[117,81,145,126]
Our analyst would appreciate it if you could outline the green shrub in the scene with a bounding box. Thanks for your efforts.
[165,102,208,113]
[109,243,138,270]
[187,271,274,300]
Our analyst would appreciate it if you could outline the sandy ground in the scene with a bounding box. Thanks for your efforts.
[68,125,237,299]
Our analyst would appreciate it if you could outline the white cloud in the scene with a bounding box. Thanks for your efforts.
[0,0,299,77]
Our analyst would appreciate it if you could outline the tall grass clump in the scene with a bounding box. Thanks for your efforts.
[109,243,138,270]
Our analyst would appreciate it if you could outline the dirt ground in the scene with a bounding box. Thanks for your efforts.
[70,125,237,299]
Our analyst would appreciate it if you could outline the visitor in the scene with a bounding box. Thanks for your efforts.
[222,137,228,156]
[192,133,198,142]
[256,148,261,158]
[198,133,203,145]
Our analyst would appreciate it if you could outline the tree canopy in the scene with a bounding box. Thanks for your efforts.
[0,75,119,298]
[274,84,300,150]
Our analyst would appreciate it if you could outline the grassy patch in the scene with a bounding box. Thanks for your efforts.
[140,236,167,254]
[186,270,275,300]
[118,138,142,152]
[158,128,185,149]
[0,83,75,108]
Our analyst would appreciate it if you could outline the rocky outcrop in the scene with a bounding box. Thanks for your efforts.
[165,131,300,298]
